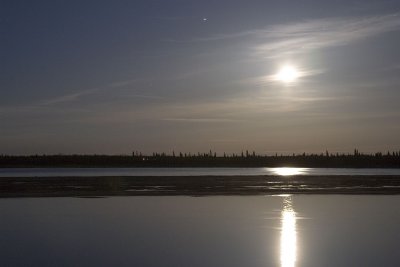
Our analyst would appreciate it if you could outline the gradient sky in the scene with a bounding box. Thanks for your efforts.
[2,0,400,155]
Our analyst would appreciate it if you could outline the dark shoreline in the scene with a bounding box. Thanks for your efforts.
[1,175,400,197]
[2,153,400,168]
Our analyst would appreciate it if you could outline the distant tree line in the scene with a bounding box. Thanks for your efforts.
[1,149,400,168]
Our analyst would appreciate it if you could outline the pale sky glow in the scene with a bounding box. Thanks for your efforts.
[2,1,400,154]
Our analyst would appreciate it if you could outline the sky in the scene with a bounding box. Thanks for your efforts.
[2,0,400,155]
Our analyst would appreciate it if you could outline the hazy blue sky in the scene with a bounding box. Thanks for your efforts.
[2,0,400,155]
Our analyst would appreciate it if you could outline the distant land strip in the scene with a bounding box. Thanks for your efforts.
[1,175,400,197]
[1,150,400,168]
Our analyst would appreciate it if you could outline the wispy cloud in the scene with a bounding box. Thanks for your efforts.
[40,88,99,105]
[162,118,239,123]
[182,13,400,58]
[127,94,166,100]
[245,68,325,85]
[39,78,165,106]
[108,79,139,88]
[148,15,201,21]
[254,13,400,58]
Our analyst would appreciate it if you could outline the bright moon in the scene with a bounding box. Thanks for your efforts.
[275,65,300,83]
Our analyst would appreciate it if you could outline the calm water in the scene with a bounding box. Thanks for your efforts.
[1,195,399,267]
[1,167,400,177]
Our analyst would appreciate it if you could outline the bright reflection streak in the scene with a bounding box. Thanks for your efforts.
[280,195,297,267]
[273,167,308,176]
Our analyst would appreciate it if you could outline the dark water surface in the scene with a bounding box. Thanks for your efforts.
[1,195,399,267]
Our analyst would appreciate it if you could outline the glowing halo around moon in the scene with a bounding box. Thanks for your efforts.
[274,65,300,83]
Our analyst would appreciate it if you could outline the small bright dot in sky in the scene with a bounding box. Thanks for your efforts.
[203,17,208,21]
[275,65,300,83]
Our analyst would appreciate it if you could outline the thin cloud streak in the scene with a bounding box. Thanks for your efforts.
[127,94,166,100]
[40,88,100,106]
[38,78,165,107]
[109,79,139,88]
[41,79,140,106]
[180,13,400,57]
[254,13,400,58]
[249,69,325,85]
[162,118,240,123]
